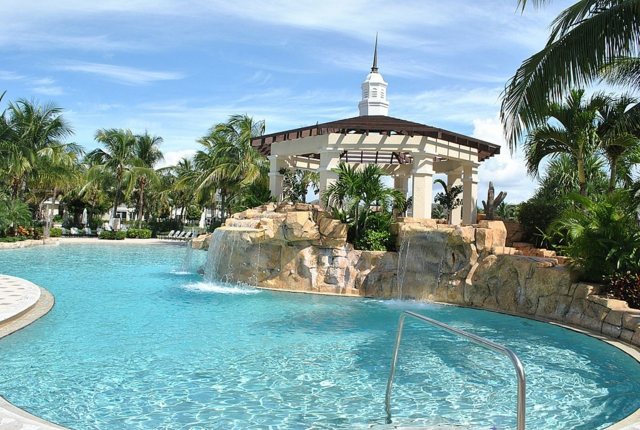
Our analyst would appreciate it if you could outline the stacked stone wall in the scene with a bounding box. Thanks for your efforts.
[193,203,640,347]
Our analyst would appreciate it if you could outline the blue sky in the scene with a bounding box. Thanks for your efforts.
[0,0,571,202]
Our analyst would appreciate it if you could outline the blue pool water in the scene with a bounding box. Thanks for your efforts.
[0,244,639,429]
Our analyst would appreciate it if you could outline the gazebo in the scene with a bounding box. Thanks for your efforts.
[250,40,500,225]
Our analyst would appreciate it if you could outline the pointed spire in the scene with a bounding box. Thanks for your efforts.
[371,33,379,73]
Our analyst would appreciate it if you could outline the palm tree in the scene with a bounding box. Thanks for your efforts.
[322,162,405,243]
[502,0,640,149]
[172,158,200,222]
[433,178,463,223]
[0,99,74,199]
[281,169,319,203]
[595,94,640,191]
[87,129,137,219]
[195,114,267,219]
[0,198,32,235]
[538,153,608,197]
[523,89,606,195]
[30,142,84,220]
[133,132,164,221]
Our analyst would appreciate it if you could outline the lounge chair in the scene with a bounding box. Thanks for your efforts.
[174,231,188,240]
[168,231,182,240]
[85,227,96,237]
[159,230,175,240]
[70,227,80,237]
[61,227,70,237]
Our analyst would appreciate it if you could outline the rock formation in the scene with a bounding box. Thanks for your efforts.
[194,203,640,347]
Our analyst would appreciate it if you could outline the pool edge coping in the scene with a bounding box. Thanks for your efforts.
[1,272,640,430]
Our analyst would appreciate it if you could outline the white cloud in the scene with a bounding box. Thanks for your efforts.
[56,62,185,85]
[0,70,24,81]
[393,86,502,125]
[473,117,537,203]
[158,149,197,169]
[32,86,64,96]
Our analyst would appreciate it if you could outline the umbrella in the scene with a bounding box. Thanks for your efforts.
[198,208,207,229]
[81,208,88,226]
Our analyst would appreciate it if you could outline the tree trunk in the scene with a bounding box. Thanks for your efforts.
[112,187,120,219]
[221,191,227,221]
[577,157,587,196]
[608,156,618,193]
[11,176,21,200]
[138,179,146,221]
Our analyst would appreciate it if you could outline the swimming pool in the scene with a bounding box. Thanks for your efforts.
[0,244,639,429]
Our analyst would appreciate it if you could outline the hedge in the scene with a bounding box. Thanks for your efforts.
[126,228,152,239]
[99,231,126,240]
[49,227,62,237]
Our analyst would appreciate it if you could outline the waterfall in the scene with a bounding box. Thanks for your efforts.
[204,229,239,283]
[179,240,194,273]
[436,240,449,288]
[204,230,224,281]
[396,235,411,300]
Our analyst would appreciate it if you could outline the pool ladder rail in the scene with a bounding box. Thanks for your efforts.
[385,311,527,430]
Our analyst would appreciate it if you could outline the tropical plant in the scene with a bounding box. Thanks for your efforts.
[0,198,32,236]
[502,0,640,149]
[322,162,405,250]
[495,202,518,221]
[172,158,200,222]
[280,168,319,204]
[594,94,640,191]
[602,271,640,309]
[195,114,268,219]
[547,191,640,280]
[132,132,163,221]
[0,99,75,201]
[86,129,146,219]
[433,179,463,223]
[523,89,609,195]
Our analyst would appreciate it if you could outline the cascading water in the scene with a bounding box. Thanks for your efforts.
[204,230,225,281]
[436,241,450,288]
[396,235,411,300]
[178,240,194,273]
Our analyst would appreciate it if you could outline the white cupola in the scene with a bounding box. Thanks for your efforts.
[358,35,389,116]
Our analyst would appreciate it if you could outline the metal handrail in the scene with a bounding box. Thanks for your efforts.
[385,310,526,429]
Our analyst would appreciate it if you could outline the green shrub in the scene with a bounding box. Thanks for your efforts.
[32,227,43,240]
[99,231,126,240]
[602,272,640,309]
[518,197,566,247]
[148,218,182,235]
[0,236,27,243]
[355,229,391,251]
[125,228,152,239]
[548,191,640,281]
[354,212,394,251]
[49,227,62,237]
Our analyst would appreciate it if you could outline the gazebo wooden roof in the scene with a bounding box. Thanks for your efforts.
[251,115,501,162]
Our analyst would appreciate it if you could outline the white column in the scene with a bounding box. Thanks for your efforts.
[447,168,463,225]
[412,155,434,219]
[462,163,479,225]
[268,155,286,201]
[318,151,342,208]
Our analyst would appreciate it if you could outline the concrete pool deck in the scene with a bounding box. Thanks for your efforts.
[1,244,640,429]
